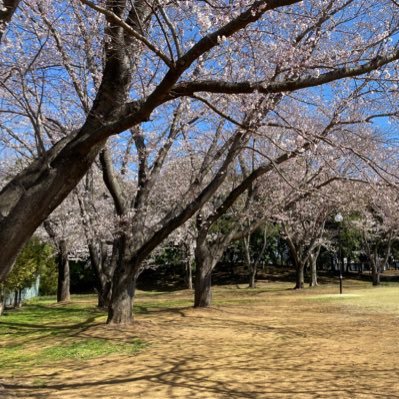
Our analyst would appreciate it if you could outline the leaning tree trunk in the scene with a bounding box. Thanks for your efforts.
[57,239,70,302]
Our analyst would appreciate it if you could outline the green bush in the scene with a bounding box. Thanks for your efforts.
[3,237,57,296]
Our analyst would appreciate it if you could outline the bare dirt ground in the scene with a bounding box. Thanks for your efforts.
[2,282,399,399]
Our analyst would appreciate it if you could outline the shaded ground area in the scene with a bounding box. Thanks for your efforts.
[2,281,399,398]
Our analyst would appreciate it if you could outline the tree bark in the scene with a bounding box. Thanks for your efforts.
[309,257,318,287]
[194,242,215,308]
[249,265,257,288]
[295,263,305,289]
[309,250,320,287]
[106,233,139,324]
[88,240,114,308]
[194,262,213,307]
[184,243,194,290]
[107,269,136,325]
[371,262,380,286]
[57,239,70,302]
[186,259,193,290]
[243,234,257,289]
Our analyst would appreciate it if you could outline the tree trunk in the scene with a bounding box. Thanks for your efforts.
[57,240,70,302]
[98,281,113,309]
[194,242,215,308]
[184,243,194,290]
[371,262,380,286]
[13,290,18,308]
[249,266,257,288]
[295,263,304,289]
[107,269,136,325]
[186,260,193,290]
[243,234,257,289]
[309,253,318,287]
[88,241,114,308]
[194,264,212,307]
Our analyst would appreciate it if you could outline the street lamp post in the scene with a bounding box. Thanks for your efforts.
[335,213,344,295]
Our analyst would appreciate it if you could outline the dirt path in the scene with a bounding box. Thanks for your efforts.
[2,287,399,399]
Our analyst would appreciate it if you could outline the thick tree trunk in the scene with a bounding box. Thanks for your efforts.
[107,270,136,325]
[194,240,216,308]
[106,234,139,324]
[194,264,212,307]
[57,240,70,302]
[0,136,105,282]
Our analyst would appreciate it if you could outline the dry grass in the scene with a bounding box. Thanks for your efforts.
[2,280,399,398]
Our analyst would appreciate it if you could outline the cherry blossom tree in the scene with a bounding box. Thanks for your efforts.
[74,167,116,307]
[350,185,399,285]
[1,1,399,324]
[42,193,88,302]
[2,0,399,287]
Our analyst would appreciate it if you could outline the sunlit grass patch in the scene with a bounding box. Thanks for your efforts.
[305,285,399,314]
[307,293,362,301]
[0,296,147,372]
[41,337,146,360]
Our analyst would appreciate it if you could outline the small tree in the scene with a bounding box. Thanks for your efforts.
[1,237,55,313]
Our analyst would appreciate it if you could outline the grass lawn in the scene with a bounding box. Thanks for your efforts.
[1,280,399,398]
